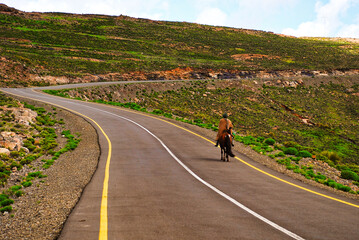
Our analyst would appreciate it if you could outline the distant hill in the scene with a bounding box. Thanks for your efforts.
[0,4,358,86]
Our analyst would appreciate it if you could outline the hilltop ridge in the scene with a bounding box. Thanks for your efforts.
[0,4,358,86]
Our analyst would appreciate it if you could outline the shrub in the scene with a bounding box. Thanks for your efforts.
[0,194,9,202]
[320,151,341,163]
[341,170,359,181]
[152,109,163,115]
[264,138,275,145]
[22,181,32,188]
[9,185,22,193]
[283,147,299,156]
[15,190,24,197]
[0,198,14,207]
[298,150,312,158]
[10,151,20,158]
[0,206,12,213]
[275,152,286,157]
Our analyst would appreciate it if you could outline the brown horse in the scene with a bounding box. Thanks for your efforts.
[218,130,234,162]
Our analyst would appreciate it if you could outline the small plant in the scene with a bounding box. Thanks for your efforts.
[21,181,32,188]
[283,147,299,156]
[320,151,341,163]
[264,138,275,145]
[275,152,286,157]
[15,190,24,197]
[0,205,12,213]
[298,150,312,158]
[0,198,14,207]
[341,170,359,181]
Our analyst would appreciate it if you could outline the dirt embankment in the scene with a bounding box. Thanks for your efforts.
[1,53,359,87]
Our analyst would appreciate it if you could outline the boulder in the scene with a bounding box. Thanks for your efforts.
[0,148,10,156]
[11,108,38,125]
[0,131,23,151]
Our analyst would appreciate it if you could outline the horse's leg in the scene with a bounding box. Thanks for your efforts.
[225,147,229,162]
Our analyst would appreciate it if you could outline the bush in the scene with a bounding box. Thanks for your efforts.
[9,185,22,193]
[341,170,359,181]
[320,151,341,163]
[0,198,14,207]
[284,147,299,156]
[22,181,32,188]
[0,194,9,202]
[10,151,20,158]
[275,152,286,157]
[298,150,312,158]
[0,206,12,213]
[264,138,275,145]
[15,190,24,197]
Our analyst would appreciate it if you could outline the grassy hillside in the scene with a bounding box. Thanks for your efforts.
[44,77,359,194]
[0,4,359,86]
[44,77,359,166]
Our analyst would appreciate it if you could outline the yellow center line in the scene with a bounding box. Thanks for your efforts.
[0,89,111,240]
[2,88,359,240]
[99,103,359,209]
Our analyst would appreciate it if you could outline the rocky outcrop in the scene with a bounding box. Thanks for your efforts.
[0,131,23,151]
[11,107,38,125]
[0,148,10,156]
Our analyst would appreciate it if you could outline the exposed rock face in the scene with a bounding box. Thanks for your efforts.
[0,131,23,151]
[0,147,10,156]
[0,4,20,14]
[8,107,38,125]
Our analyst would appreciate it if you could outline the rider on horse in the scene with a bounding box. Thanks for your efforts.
[215,113,235,157]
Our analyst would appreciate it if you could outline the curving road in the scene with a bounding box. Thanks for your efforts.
[2,84,359,240]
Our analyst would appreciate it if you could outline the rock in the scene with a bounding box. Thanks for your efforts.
[21,147,30,153]
[0,148,10,156]
[0,131,24,151]
[11,108,37,125]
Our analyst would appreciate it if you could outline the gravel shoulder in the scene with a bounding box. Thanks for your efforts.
[0,97,100,240]
[0,95,358,240]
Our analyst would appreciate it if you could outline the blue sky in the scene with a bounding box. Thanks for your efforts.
[2,0,359,38]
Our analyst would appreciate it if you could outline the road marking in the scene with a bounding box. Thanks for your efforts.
[113,107,359,209]
[79,104,306,240]
[3,88,359,240]
[0,89,111,240]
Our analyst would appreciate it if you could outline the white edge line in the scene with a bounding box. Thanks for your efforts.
[88,105,305,240]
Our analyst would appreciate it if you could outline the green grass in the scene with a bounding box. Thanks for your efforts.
[1,10,359,87]
[42,78,359,194]
[0,92,81,212]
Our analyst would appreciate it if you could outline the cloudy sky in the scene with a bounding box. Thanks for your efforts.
[2,0,359,38]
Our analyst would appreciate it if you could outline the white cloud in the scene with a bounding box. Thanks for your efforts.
[337,24,359,38]
[196,7,227,26]
[224,0,298,31]
[2,0,170,19]
[282,0,359,37]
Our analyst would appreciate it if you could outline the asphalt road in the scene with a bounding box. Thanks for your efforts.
[2,86,359,240]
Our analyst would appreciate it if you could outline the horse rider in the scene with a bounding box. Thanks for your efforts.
[215,113,235,157]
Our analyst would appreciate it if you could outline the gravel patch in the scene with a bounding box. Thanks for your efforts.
[0,98,100,240]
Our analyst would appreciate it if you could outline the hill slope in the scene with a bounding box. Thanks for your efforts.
[0,4,359,86]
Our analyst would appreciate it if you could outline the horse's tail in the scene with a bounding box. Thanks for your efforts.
[225,134,232,151]
[225,134,235,157]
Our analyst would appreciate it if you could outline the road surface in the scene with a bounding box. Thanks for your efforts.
[2,85,359,240]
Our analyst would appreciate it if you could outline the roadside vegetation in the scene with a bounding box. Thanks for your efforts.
[1,6,359,86]
[44,77,359,194]
[0,93,80,213]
